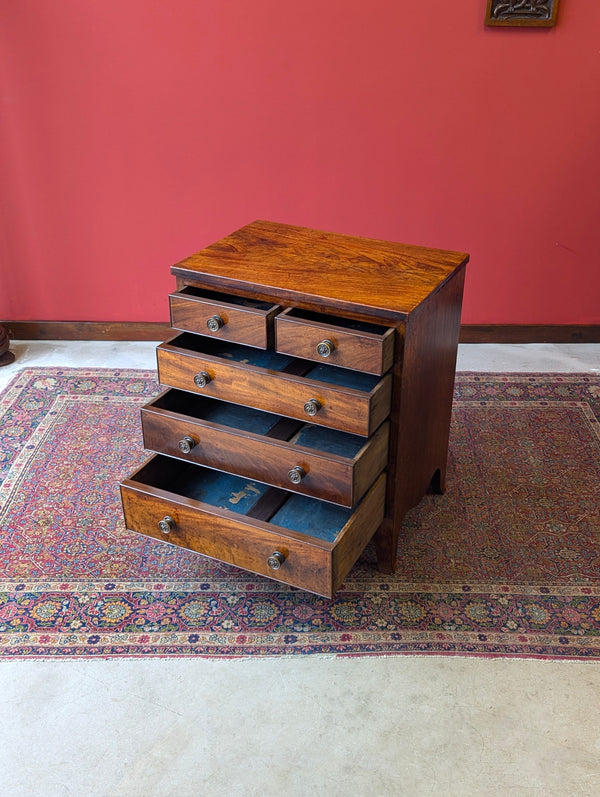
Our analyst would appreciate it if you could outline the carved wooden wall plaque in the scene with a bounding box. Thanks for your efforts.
[485,0,560,27]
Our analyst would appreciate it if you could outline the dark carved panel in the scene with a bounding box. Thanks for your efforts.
[485,0,560,26]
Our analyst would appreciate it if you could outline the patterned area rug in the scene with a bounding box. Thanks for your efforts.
[1,368,599,659]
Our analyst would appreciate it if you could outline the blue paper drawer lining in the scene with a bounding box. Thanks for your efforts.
[136,459,349,541]
[181,470,270,516]
[290,424,363,458]
[270,494,351,543]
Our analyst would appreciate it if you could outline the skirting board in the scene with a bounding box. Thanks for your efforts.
[2,321,600,344]
[459,325,600,344]
[2,322,173,341]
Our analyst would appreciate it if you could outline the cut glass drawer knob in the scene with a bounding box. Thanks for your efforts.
[194,371,211,388]
[303,398,321,417]
[158,516,175,534]
[206,314,224,332]
[267,551,286,570]
[316,339,334,358]
[288,466,306,484]
[178,436,195,454]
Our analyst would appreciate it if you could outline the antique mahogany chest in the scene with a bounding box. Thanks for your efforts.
[120,221,468,597]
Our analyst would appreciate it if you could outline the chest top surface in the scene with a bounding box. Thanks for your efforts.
[171,220,469,322]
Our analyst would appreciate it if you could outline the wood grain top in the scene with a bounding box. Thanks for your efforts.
[171,220,469,322]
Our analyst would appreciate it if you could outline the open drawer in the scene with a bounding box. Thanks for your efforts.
[120,455,387,597]
[275,307,395,375]
[141,390,389,507]
[156,333,392,437]
[169,286,282,348]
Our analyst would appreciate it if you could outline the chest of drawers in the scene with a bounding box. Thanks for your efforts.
[120,220,468,597]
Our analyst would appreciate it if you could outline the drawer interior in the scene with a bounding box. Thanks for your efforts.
[151,390,282,436]
[280,307,390,336]
[269,494,354,541]
[168,333,381,393]
[176,285,276,311]
[133,456,271,515]
[149,390,370,459]
[287,424,366,458]
[170,332,296,370]
[132,456,357,543]
[302,364,380,391]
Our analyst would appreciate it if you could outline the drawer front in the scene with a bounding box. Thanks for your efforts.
[275,308,395,375]
[156,345,391,437]
[121,483,331,595]
[169,287,281,349]
[120,465,387,597]
[141,398,390,507]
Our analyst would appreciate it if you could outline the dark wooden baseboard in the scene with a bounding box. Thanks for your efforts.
[2,321,173,341]
[2,321,600,344]
[459,325,600,344]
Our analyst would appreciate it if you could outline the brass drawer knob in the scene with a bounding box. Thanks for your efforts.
[207,314,224,332]
[267,551,286,570]
[303,398,321,417]
[158,516,175,534]
[287,466,306,484]
[178,436,195,454]
[316,339,334,358]
[194,371,211,388]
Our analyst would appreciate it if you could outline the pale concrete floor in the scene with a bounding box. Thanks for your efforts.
[1,342,599,797]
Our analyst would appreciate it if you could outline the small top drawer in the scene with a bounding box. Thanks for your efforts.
[275,308,395,375]
[169,286,282,349]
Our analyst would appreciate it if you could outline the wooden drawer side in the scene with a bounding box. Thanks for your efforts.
[331,472,387,593]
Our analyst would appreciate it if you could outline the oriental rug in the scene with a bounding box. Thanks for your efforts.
[0,368,599,659]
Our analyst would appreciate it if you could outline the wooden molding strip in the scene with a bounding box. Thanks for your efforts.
[2,321,600,344]
[459,325,600,344]
[3,321,173,341]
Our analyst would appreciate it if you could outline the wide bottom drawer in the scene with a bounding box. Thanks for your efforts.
[120,455,386,598]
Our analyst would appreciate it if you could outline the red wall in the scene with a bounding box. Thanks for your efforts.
[1,0,599,325]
